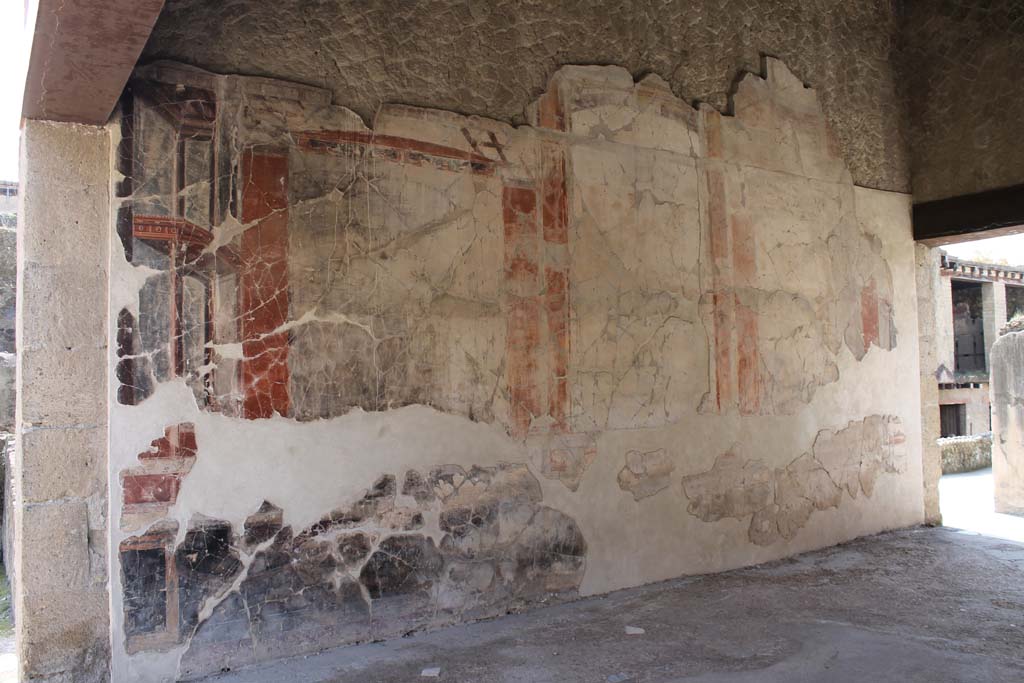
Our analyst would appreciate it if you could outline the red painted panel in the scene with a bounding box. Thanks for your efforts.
[736,298,762,416]
[730,214,756,283]
[536,85,565,131]
[707,170,734,411]
[861,278,880,349]
[542,156,569,245]
[545,268,570,432]
[507,297,542,438]
[541,152,571,431]
[123,474,181,505]
[703,109,723,159]
[503,185,541,438]
[240,150,291,419]
[138,423,197,460]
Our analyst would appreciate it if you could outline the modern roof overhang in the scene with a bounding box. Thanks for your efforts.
[21,0,165,125]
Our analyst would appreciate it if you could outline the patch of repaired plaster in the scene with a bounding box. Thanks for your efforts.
[681,415,907,545]
[617,449,675,500]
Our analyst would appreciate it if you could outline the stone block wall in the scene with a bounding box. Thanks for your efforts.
[16,121,110,683]
[107,59,924,681]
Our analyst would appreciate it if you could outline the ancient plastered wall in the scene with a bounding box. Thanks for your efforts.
[991,331,1024,514]
[108,59,923,681]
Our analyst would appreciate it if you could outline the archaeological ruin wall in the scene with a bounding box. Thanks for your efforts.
[991,329,1024,515]
[108,58,924,680]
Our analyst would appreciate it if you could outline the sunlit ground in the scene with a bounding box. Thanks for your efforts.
[940,467,1024,544]
[0,565,13,683]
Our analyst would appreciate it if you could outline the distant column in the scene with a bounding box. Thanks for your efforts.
[915,244,942,525]
[935,273,955,375]
[982,281,1008,373]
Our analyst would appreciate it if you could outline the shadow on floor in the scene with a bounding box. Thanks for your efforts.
[205,527,1024,683]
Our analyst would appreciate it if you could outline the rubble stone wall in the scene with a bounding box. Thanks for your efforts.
[938,433,992,474]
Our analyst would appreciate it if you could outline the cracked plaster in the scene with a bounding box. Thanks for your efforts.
[106,57,925,681]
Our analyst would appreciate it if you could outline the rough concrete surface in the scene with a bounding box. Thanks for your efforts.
[143,0,910,193]
[205,527,1024,683]
[901,0,1024,201]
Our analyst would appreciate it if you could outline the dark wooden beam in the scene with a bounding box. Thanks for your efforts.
[914,184,1024,246]
[22,0,165,125]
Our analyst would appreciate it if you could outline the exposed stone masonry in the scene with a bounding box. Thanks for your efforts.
[119,435,587,677]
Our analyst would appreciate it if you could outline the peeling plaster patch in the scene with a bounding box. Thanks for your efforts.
[116,307,155,406]
[681,415,907,545]
[617,449,674,500]
[529,430,599,492]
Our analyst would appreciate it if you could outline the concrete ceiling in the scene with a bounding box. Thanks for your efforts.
[21,0,165,125]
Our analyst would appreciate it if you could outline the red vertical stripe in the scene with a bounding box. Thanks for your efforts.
[239,150,291,419]
[861,278,880,349]
[504,186,541,438]
[707,169,735,412]
[542,152,571,432]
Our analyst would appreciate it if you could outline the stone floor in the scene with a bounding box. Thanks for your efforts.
[206,527,1024,683]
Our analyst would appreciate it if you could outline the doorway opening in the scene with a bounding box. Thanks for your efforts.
[931,237,1024,542]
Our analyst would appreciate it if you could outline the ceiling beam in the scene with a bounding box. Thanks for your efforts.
[22,0,165,125]
[914,184,1024,247]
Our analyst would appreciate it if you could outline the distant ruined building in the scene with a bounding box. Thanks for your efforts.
[935,252,1024,440]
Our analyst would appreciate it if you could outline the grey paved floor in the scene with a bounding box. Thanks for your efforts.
[206,527,1024,682]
